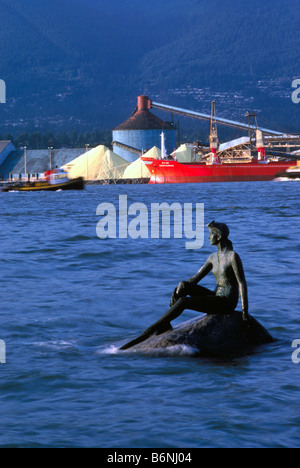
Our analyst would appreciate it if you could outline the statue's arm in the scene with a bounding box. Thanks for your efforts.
[232,252,249,320]
[188,256,213,285]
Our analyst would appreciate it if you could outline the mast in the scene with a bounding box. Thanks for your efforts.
[161,132,167,159]
[256,129,266,163]
[209,101,220,164]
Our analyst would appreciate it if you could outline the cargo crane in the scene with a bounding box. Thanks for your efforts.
[151,100,285,136]
[151,99,300,161]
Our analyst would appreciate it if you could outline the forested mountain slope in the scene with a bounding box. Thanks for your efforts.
[0,0,298,134]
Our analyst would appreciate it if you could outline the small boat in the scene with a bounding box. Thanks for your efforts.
[2,168,85,192]
[275,163,300,180]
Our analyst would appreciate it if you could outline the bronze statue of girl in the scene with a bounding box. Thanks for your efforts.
[120,221,249,350]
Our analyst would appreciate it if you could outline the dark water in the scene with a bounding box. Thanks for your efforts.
[0,180,300,448]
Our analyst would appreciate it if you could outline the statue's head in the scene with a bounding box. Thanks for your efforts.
[207,221,232,248]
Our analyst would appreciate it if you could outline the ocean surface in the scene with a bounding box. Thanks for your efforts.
[0,180,299,448]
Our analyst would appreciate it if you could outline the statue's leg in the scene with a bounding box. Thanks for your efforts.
[148,293,229,334]
[120,293,220,351]
[120,284,232,351]
[184,282,214,298]
[170,281,213,307]
[120,297,188,350]
[184,295,234,315]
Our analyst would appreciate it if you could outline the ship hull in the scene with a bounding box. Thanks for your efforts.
[142,158,295,184]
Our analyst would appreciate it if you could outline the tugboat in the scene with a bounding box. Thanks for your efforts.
[274,162,300,180]
[2,168,85,192]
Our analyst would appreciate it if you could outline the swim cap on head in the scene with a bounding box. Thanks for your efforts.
[207,221,230,239]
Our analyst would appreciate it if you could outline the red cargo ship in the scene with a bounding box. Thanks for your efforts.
[141,101,298,184]
[141,157,294,184]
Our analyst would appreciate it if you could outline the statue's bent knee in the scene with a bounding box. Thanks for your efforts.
[177,281,189,296]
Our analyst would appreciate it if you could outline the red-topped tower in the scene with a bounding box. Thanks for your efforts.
[113,95,176,162]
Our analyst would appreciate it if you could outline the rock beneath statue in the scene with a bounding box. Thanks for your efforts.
[122,311,274,357]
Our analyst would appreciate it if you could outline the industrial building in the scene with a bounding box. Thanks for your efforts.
[0,141,17,178]
[113,95,176,162]
[0,141,16,165]
[0,147,87,180]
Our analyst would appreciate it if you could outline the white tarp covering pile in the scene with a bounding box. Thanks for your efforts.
[63,145,129,180]
[122,146,161,179]
[143,146,161,159]
[171,144,193,162]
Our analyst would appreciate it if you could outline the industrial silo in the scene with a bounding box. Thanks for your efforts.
[113,95,176,162]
